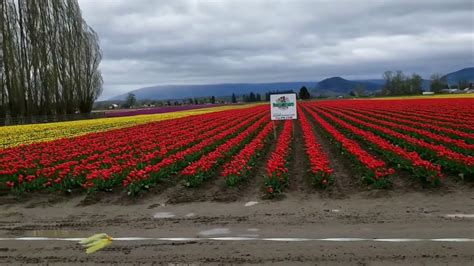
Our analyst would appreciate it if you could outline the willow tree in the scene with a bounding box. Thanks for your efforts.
[0,0,4,118]
[0,0,102,118]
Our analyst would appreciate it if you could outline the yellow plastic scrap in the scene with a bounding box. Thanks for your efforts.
[79,233,113,254]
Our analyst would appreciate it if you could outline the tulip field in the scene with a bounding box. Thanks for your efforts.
[0,105,253,149]
[0,98,473,197]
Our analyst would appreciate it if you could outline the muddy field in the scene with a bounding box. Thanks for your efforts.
[1,130,473,265]
[0,149,474,265]
[1,186,473,265]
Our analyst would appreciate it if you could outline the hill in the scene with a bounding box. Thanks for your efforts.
[108,67,473,101]
[110,82,316,101]
[315,77,381,93]
[109,79,383,101]
[442,67,474,85]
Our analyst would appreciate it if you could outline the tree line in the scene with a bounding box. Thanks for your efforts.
[382,70,471,96]
[381,71,423,96]
[1,0,102,118]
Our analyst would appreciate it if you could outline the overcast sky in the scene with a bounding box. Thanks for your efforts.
[78,0,474,100]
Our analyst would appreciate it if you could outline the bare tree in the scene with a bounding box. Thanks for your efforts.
[0,0,102,118]
[430,74,447,93]
[0,0,4,118]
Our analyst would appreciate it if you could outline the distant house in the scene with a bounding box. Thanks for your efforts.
[441,89,461,94]
[109,104,119,109]
[422,91,435,95]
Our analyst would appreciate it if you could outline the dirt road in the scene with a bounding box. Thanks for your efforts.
[1,182,473,265]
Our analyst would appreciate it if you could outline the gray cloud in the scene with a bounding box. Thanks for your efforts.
[77,0,474,99]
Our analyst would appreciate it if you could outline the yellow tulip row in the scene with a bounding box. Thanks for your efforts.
[0,104,258,149]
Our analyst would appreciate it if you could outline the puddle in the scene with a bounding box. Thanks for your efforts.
[185,213,196,218]
[238,234,259,238]
[153,212,176,219]
[198,228,230,236]
[207,237,255,240]
[263,238,312,242]
[445,214,474,218]
[244,201,259,207]
[27,230,84,238]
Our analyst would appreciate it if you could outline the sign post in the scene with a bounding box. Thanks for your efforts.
[270,93,298,138]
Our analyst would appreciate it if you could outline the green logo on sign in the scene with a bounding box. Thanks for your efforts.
[273,96,294,110]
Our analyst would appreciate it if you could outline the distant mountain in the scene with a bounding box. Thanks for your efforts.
[442,67,474,85]
[314,77,382,93]
[108,67,473,101]
[109,79,383,101]
[110,82,317,101]
[356,79,386,86]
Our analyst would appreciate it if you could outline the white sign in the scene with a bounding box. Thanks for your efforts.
[270,93,297,120]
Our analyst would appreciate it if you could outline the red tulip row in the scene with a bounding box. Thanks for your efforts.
[356,106,474,133]
[0,106,266,193]
[319,106,474,178]
[1,113,214,190]
[74,110,255,190]
[302,104,394,187]
[86,109,264,191]
[414,109,474,122]
[340,108,474,145]
[181,114,270,187]
[369,103,474,121]
[0,108,232,177]
[123,109,268,195]
[312,107,443,185]
[327,107,474,154]
[264,120,293,194]
[1,112,198,174]
[313,99,474,140]
[346,107,474,141]
[298,106,333,188]
[221,122,274,186]
[350,99,474,124]
[392,109,474,128]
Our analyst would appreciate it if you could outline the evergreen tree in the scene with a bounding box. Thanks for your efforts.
[299,86,311,99]
[124,93,136,108]
[249,92,256,102]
